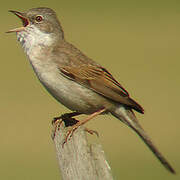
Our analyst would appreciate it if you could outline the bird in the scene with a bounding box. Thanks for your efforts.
[7,7,175,174]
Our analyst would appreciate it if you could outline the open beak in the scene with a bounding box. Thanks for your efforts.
[6,10,29,33]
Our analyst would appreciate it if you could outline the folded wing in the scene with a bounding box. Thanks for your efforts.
[59,64,144,114]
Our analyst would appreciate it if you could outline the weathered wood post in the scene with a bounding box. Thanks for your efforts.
[53,124,114,180]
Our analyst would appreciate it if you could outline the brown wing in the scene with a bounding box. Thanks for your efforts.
[59,64,144,113]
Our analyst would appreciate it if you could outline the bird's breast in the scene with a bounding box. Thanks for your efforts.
[26,52,111,113]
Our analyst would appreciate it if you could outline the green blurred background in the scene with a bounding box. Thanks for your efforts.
[1,0,179,179]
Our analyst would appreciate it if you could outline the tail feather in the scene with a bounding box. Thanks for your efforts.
[128,97,144,114]
[111,106,175,174]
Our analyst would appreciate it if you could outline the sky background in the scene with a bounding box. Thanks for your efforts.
[1,0,180,179]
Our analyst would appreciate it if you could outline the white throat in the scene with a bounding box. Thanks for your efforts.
[17,25,54,56]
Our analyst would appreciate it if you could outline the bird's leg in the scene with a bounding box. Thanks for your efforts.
[63,108,106,146]
[52,111,81,139]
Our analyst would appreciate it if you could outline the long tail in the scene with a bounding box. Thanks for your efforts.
[110,105,175,174]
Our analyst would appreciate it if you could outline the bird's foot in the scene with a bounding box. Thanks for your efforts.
[62,108,106,147]
[62,121,83,147]
[84,127,99,137]
[52,112,81,126]
[62,123,99,147]
[52,112,81,140]
[51,118,63,140]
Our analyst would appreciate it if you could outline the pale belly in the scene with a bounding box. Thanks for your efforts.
[42,73,109,113]
[29,56,112,114]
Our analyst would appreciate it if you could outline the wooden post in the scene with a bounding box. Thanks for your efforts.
[53,124,113,180]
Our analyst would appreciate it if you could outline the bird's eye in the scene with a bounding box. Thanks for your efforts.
[35,15,43,22]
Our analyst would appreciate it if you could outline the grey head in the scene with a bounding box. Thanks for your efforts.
[8,7,64,45]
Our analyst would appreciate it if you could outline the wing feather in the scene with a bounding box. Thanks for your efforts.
[59,65,144,113]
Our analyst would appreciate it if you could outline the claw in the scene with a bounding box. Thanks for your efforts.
[52,118,63,140]
[52,116,61,125]
[63,125,78,145]
[84,128,99,137]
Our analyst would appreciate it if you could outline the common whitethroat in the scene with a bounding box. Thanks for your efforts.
[7,7,175,174]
